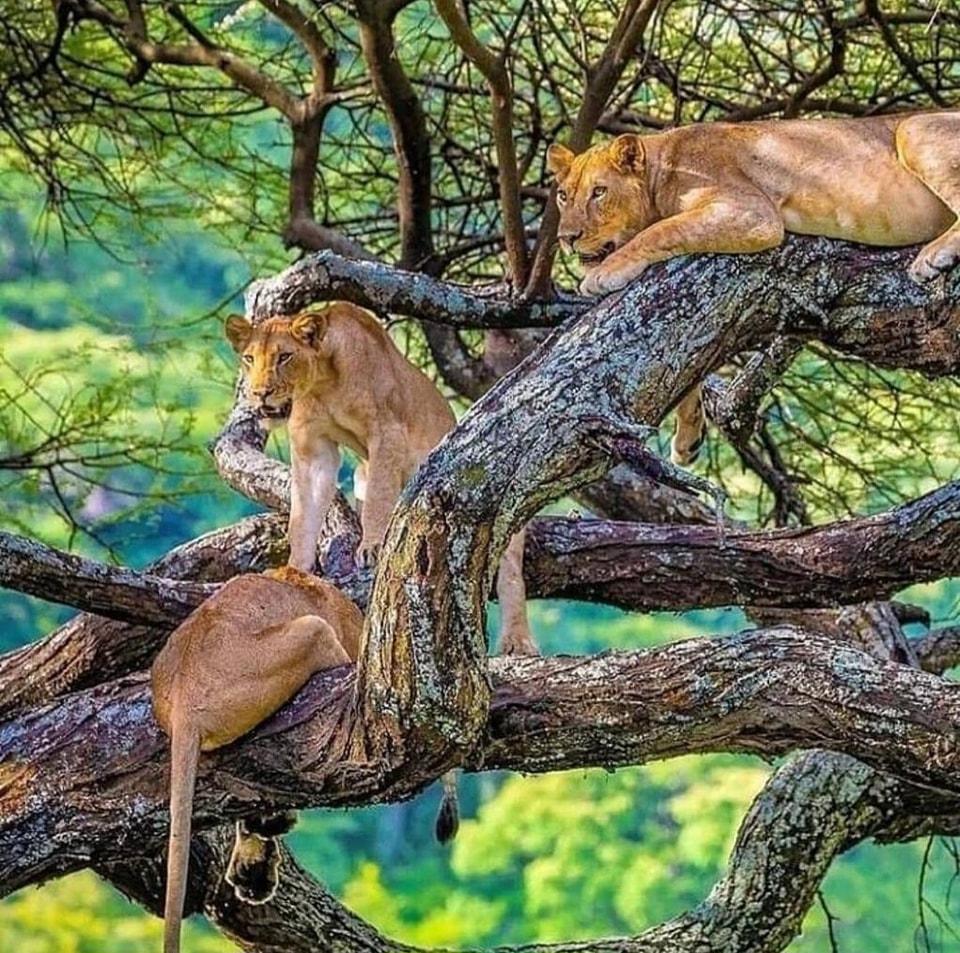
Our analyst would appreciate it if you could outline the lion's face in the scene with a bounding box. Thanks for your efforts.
[546,135,656,269]
[225,312,328,428]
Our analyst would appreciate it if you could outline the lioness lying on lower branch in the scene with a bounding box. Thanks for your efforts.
[151,567,362,953]
[547,109,960,464]
[225,302,536,658]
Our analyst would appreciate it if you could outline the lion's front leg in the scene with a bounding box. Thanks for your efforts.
[582,196,785,296]
[897,112,960,283]
[288,437,340,572]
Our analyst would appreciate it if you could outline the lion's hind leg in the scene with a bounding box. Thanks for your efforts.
[225,813,296,904]
[496,529,537,656]
[671,386,706,466]
[897,113,960,282]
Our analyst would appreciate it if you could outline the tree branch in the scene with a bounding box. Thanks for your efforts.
[245,248,583,324]
[5,628,960,894]
[355,0,433,271]
[525,478,960,609]
[6,476,960,641]
[435,0,529,284]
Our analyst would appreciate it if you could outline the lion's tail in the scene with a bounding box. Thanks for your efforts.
[163,725,201,953]
[434,770,460,843]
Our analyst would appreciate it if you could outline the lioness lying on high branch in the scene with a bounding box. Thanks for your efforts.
[225,301,536,657]
[548,109,960,464]
[151,567,362,953]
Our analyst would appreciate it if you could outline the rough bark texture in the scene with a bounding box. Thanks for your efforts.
[3,236,960,953]
[5,629,960,891]
[245,249,584,326]
[5,477,959,689]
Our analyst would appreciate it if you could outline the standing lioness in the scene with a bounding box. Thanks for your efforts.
[548,110,960,463]
[226,302,535,656]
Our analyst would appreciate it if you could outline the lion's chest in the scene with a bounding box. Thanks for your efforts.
[289,390,371,460]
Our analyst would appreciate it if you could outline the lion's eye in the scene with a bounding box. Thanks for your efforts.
[591,185,607,200]
[276,352,294,366]
[241,353,254,365]
[556,189,567,206]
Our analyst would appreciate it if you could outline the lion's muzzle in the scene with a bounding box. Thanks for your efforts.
[578,242,617,266]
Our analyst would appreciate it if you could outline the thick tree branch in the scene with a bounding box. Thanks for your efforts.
[351,237,958,750]
[245,248,583,324]
[83,605,960,953]
[243,240,960,371]
[526,478,960,610]
[5,628,960,895]
[5,477,960,639]
[0,530,216,626]
[91,752,960,953]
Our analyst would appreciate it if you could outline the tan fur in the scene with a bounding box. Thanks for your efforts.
[151,568,362,953]
[547,111,960,462]
[226,303,536,656]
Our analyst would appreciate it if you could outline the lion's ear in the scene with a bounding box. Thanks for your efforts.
[289,310,329,348]
[609,134,645,174]
[225,314,253,353]
[546,143,574,178]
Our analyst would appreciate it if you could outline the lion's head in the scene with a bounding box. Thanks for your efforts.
[225,311,329,428]
[546,134,656,267]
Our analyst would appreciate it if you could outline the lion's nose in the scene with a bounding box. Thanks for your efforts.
[250,385,274,400]
[558,228,583,249]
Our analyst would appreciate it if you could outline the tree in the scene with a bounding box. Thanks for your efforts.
[2,1,960,951]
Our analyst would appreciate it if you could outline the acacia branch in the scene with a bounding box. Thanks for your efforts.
[0,530,216,625]
[525,478,960,610]
[350,236,959,748]
[4,476,960,654]
[355,0,433,271]
[90,753,960,953]
[245,248,583,324]
[68,0,302,114]
[435,0,529,284]
[702,336,803,445]
[5,628,960,895]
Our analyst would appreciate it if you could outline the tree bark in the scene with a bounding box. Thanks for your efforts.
[5,629,960,938]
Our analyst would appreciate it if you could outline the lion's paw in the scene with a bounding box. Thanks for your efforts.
[910,239,960,284]
[579,260,647,296]
[579,270,624,297]
[499,628,540,656]
[355,540,381,569]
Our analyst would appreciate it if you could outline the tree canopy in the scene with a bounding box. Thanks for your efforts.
[2,1,960,951]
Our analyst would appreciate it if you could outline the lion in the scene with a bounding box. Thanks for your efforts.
[224,302,536,658]
[151,566,362,953]
[547,110,960,464]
